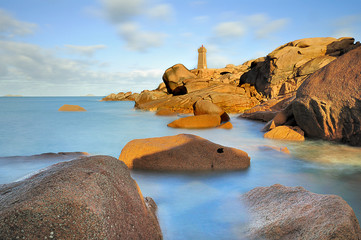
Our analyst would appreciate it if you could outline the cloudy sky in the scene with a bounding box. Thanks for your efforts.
[1,0,360,96]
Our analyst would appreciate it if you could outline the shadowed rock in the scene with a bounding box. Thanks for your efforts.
[242,184,361,239]
[193,99,230,122]
[0,155,162,240]
[119,134,250,171]
[58,104,86,111]
[292,46,361,145]
[162,64,196,94]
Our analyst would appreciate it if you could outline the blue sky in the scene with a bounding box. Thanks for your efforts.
[1,0,360,96]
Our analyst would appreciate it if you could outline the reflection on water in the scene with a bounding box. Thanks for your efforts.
[0,97,361,239]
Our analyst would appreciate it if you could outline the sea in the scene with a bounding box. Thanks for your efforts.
[1,96,361,239]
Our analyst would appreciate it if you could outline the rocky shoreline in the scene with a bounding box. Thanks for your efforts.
[2,37,361,239]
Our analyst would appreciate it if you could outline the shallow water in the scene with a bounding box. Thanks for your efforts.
[1,97,360,239]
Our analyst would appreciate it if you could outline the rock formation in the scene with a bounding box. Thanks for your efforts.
[240,37,360,98]
[242,184,361,239]
[0,155,162,239]
[102,91,139,101]
[291,46,361,146]
[58,104,86,111]
[119,134,250,171]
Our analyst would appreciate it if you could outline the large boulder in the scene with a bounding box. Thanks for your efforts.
[292,46,361,145]
[0,155,162,239]
[162,64,196,94]
[167,114,221,129]
[240,37,360,97]
[58,104,86,111]
[193,99,230,122]
[242,184,361,239]
[119,134,250,171]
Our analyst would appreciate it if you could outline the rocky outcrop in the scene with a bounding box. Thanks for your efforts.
[155,108,178,116]
[242,184,361,240]
[264,125,305,141]
[102,91,139,101]
[119,134,250,171]
[58,104,86,111]
[0,155,162,239]
[239,93,295,121]
[167,114,221,129]
[240,37,360,98]
[136,84,261,113]
[291,46,361,146]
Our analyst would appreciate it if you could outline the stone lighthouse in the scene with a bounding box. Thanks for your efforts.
[197,45,207,69]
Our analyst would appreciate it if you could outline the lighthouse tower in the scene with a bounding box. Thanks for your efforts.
[197,45,207,69]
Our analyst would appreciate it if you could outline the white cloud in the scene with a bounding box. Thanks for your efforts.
[0,9,37,38]
[98,0,171,52]
[147,4,174,21]
[118,22,166,52]
[64,44,107,57]
[100,0,145,23]
[256,18,289,39]
[0,40,163,95]
[213,21,246,39]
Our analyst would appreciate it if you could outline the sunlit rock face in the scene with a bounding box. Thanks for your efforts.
[0,155,163,240]
[240,37,360,98]
[119,134,250,171]
[242,184,361,240]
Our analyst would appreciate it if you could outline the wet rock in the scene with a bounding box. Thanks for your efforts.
[167,114,221,129]
[119,134,250,171]
[0,155,162,239]
[58,104,86,111]
[242,184,361,240]
[217,121,233,129]
[264,125,305,141]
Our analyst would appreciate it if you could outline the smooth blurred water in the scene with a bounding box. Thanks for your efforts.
[0,97,361,239]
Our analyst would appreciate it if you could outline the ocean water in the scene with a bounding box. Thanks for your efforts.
[1,97,361,239]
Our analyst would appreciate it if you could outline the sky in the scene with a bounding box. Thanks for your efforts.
[0,0,360,96]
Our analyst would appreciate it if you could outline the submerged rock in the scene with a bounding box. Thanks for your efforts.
[119,134,250,171]
[58,104,86,111]
[242,184,361,240]
[0,155,162,239]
